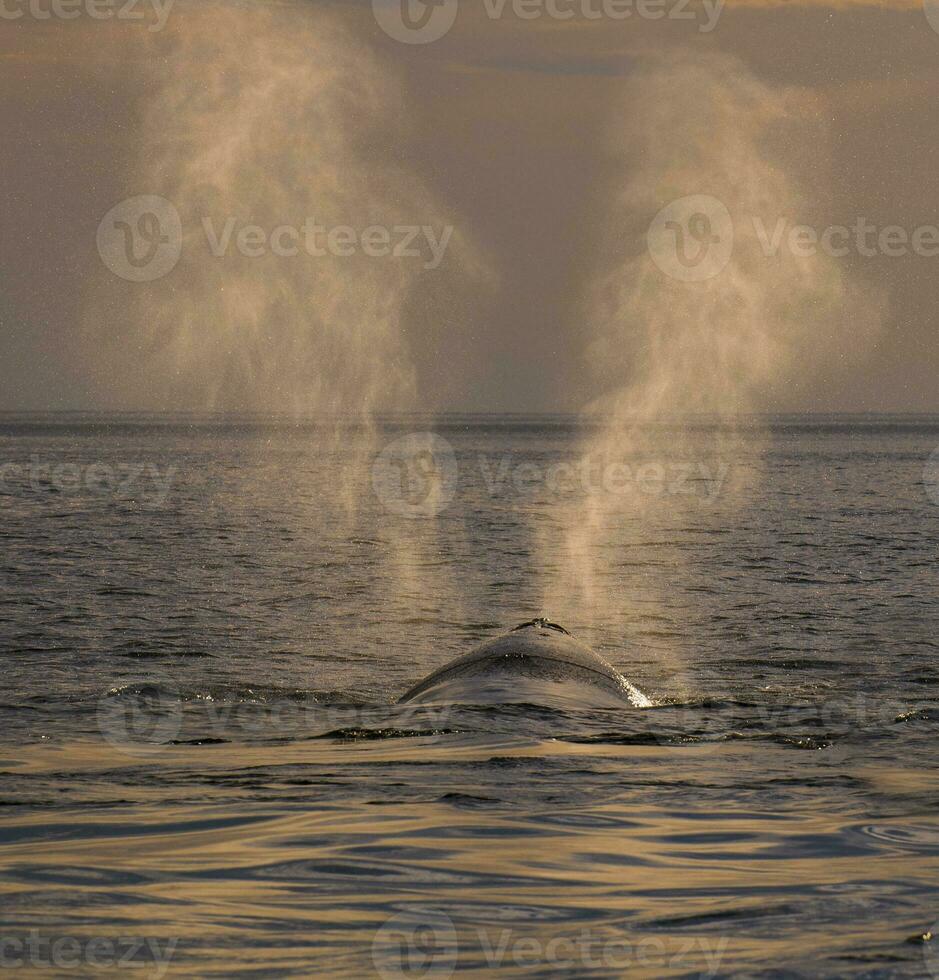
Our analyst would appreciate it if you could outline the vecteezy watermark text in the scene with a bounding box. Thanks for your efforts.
[751,216,939,260]
[97,680,456,757]
[372,0,722,44]
[648,195,939,282]
[0,931,178,978]
[96,196,454,282]
[0,457,177,506]
[477,453,728,499]
[200,217,453,269]
[372,910,728,978]
[371,432,730,519]
[478,0,723,32]
[0,0,173,30]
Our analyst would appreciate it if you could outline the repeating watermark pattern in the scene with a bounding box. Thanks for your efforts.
[96,677,916,762]
[645,686,914,758]
[649,197,939,282]
[370,433,730,518]
[0,457,177,506]
[97,681,184,757]
[96,197,454,283]
[477,452,729,500]
[372,0,723,42]
[372,432,459,518]
[200,217,453,270]
[0,0,173,29]
[0,931,178,978]
[926,0,939,35]
[97,684,456,758]
[924,447,939,506]
[372,909,728,977]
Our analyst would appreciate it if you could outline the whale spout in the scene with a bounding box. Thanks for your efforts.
[398,620,651,709]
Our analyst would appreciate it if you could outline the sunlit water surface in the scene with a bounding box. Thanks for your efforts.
[1,415,938,977]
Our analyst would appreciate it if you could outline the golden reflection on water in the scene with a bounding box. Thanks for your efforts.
[3,737,938,976]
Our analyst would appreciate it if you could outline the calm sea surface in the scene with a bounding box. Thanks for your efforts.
[1,415,938,977]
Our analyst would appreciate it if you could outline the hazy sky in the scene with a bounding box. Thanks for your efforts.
[2,0,938,413]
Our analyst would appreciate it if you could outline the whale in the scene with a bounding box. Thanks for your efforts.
[398,619,652,709]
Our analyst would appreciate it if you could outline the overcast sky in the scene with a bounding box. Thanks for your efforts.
[2,0,937,413]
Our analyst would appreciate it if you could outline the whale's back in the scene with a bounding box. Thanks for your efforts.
[398,621,651,708]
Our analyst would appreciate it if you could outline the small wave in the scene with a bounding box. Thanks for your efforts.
[311,727,457,742]
[858,824,939,851]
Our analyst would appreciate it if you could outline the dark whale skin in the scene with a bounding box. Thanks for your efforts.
[398,621,651,708]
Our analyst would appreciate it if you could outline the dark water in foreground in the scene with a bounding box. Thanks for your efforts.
[1,415,938,977]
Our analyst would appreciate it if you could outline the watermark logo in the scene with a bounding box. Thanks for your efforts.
[372,912,730,975]
[97,680,182,757]
[477,453,729,501]
[372,910,458,979]
[926,0,939,35]
[485,0,722,31]
[200,218,453,270]
[96,692,454,760]
[372,0,723,40]
[642,686,908,761]
[924,447,939,506]
[372,445,728,518]
[372,433,458,518]
[649,198,939,281]
[372,0,458,43]
[648,194,734,282]
[96,201,454,280]
[97,196,182,283]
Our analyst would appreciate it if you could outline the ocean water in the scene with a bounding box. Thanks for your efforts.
[1,414,938,978]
